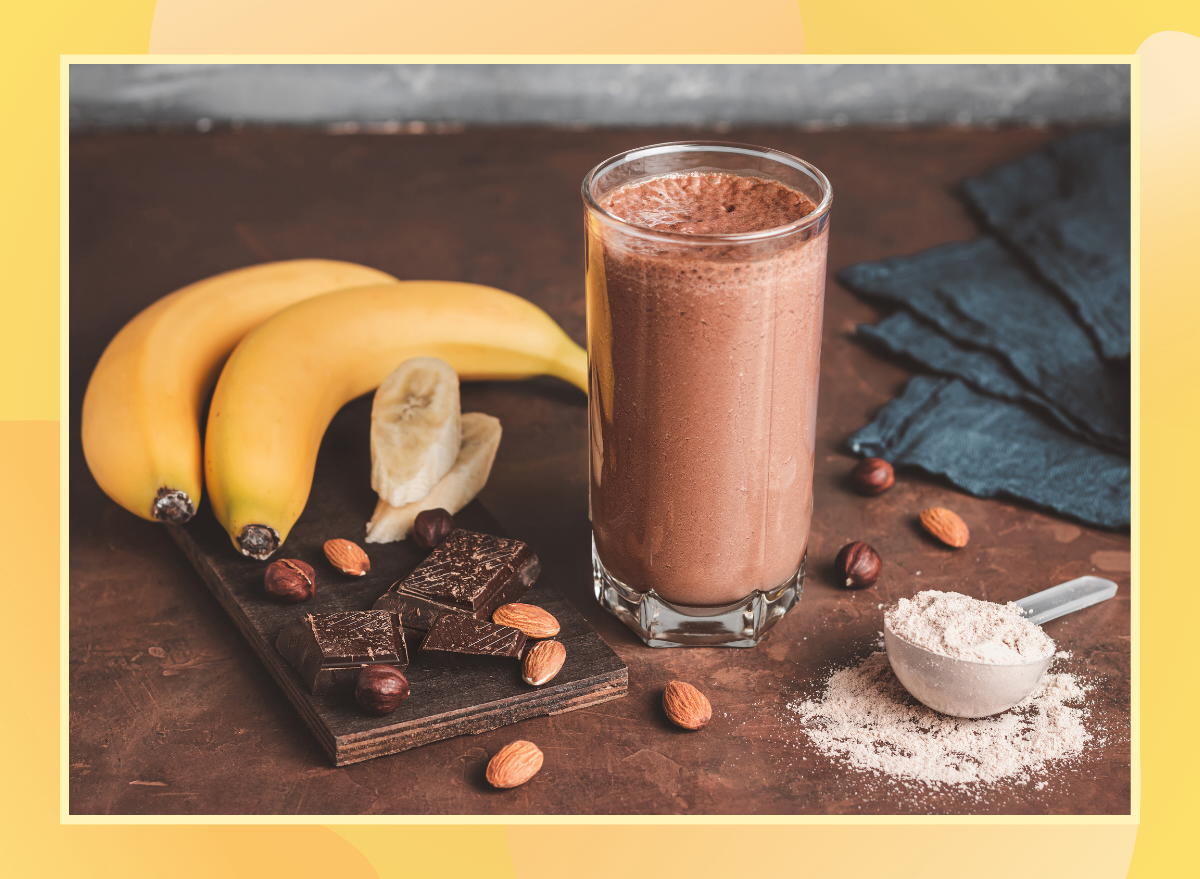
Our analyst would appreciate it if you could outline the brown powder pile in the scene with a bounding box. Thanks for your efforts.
[789,652,1092,786]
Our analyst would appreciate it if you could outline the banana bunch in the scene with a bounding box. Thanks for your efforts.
[204,281,587,559]
[82,263,587,550]
[81,260,397,522]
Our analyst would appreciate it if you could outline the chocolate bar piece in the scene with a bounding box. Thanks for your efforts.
[417,614,527,668]
[402,529,539,612]
[373,529,540,631]
[276,611,408,695]
[377,595,446,632]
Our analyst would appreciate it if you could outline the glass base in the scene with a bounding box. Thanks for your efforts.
[592,536,803,647]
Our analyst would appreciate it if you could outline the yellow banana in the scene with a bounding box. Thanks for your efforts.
[81,259,397,522]
[204,281,587,559]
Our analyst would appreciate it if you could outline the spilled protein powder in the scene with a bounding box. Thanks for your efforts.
[885,590,1055,664]
[789,652,1092,787]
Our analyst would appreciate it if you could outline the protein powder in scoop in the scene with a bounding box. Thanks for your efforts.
[885,590,1055,664]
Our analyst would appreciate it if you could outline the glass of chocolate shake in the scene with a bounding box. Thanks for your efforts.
[583,142,832,647]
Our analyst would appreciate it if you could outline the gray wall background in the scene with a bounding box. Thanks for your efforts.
[70,64,1131,132]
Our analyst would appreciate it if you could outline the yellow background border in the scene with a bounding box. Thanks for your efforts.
[7,2,1192,876]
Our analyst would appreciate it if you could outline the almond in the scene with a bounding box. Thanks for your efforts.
[486,740,543,789]
[521,640,566,686]
[493,603,560,639]
[324,538,370,576]
[663,680,712,730]
[919,507,970,548]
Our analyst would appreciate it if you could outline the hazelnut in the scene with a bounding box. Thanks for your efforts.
[850,458,895,496]
[835,542,882,589]
[355,666,410,715]
[264,559,315,602]
[413,508,456,550]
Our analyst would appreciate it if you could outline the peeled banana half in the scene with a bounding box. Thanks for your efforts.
[205,281,587,559]
[367,412,503,544]
[371,357,462,507]
[80,259,397,522]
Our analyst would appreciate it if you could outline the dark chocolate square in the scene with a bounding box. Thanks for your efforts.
[372,529,539,630]
[372,592,455,631]
[276,610,407,694]
[417,615,527,668]
[476,551,541,619]
[401,529,536,611]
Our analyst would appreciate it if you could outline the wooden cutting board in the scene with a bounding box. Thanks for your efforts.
[168,397,627,766]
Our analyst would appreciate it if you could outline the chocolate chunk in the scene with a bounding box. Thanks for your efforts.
[373,529,539,630]
[276,611,408,695]
[403,529,538,611]
[418,615,527,668]
[477,551,541,617]
[375,595,448,632]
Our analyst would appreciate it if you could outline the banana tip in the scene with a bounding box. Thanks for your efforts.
[239,524,281,561]
[152,488,196,524]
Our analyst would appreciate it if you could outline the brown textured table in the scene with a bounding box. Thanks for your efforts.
[69,126,1131,815]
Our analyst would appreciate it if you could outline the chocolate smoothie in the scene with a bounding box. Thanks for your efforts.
[587,170,828,607]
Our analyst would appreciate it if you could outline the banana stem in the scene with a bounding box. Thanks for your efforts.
[153,488,197,523]
[238,524,281,561]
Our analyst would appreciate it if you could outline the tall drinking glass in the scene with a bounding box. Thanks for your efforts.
[583,142,832,647]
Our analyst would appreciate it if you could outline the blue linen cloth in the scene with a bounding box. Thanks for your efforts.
[845,237,1129,453]
[847,377,1130,529]
[838,126,1130,528]
[961,125,1131,361]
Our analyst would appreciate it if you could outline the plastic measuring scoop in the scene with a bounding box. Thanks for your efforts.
[883,576,1118,718]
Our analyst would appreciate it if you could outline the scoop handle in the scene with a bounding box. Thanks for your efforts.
[1013,576,1118,626]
